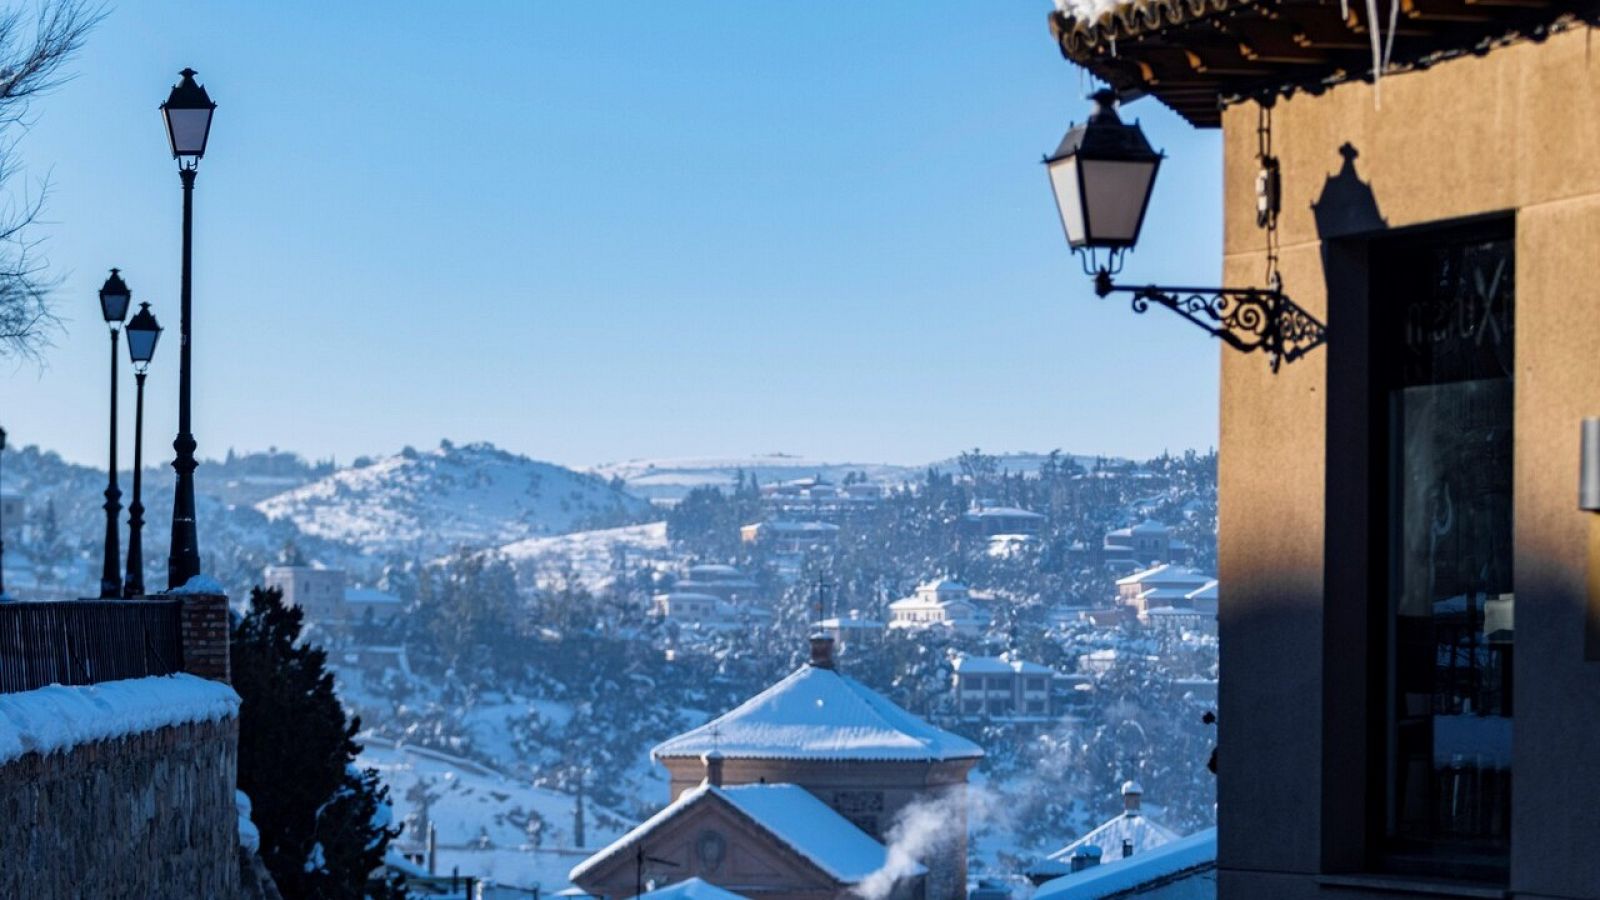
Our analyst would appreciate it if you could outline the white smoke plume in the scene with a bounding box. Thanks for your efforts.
[855,785,1008,900]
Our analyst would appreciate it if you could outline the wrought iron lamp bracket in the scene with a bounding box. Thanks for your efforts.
[1093,270,1327,372]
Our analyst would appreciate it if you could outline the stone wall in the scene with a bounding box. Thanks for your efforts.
[0,715,240,898]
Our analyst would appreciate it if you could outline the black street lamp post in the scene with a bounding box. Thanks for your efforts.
[124,303,161,597]
[98,269,131,599]
[0,425,7,600]
[160,67,215,590]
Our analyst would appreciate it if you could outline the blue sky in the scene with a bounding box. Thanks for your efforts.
[0,2,1221,470]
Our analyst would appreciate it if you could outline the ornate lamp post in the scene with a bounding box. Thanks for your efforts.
[1045,90,1326,369]
[160,67,215,590]
[124,303,161,597]
[0,425,7,600]
[98,269,131,599]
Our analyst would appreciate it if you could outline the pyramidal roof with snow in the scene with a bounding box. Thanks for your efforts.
[570,782,914,885]
[652,662,983,763]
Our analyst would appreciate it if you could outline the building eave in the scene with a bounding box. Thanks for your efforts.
[1048,1,1600,127]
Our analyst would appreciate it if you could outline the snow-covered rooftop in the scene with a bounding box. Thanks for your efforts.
[0,674,240,765]
[1186,580,1218,602]
[1043,800,1181,865]
[1034,827,1216,900]
[652,661,982,762]
[686,564,744,579]
[965,507,1045,520]
[761,520,840,533]
[1116,564,1213,588]
[953,655,1052,676]
[815,615,885,629]
[571,783,915,885]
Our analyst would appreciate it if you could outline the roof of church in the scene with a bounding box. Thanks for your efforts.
[652,661,983,762]
[570,782,916,886]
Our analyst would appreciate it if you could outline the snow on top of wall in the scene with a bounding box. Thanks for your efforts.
[652,662,982,763]
[1034,827,1216,900]
[168,573,227,595]
[0,674,240,765]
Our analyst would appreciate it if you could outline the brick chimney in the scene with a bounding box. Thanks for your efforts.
[702,750,724,788]
[1121,780,1143,815]
[809,633,836,670]
[1069,846,1102,872]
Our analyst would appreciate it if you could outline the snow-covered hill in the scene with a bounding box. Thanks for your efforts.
[257,441,657,558]
[490,521,675,593]
[590,452,1117,502]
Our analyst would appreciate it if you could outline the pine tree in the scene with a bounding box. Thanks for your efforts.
[233,586,404,899]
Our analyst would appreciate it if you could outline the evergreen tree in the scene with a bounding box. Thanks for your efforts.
[233,586,404,899]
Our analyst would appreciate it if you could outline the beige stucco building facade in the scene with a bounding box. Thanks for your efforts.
[1216,31,1600,900]
[1049,4,1600,898]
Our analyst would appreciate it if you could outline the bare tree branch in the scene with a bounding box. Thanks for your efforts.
[0,0,104,361]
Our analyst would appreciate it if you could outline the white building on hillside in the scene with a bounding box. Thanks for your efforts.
[1115,565,1215,615]
[813,609,885,656]
[674,563,759,603]
[263,564,347,624]
[962,506,1046,537]
[951,654,1054,718]
[1102,519,1191,570]
[887,578,986,634]
[738,520,839,555]
[263,565,401,627]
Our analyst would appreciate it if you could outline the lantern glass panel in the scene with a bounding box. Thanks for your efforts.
[100,292,130,323]
[164,106,212,157]
[1080,158,1159,246]
[1048,155,1088,248]
[126,327,159,364]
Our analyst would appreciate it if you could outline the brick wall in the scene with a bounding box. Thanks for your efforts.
[180,592,232,683]
[0,715,241,898]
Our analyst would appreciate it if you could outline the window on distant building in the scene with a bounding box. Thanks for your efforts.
[1375,222,1513,882]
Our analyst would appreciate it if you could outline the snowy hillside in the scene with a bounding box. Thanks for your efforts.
[257,441,657,558]
[591,452,1117,502]
[491,522,674,592]
[590,454,920,501]
[358,739,629,892]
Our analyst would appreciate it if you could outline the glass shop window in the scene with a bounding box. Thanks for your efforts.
[1376,224,1513,881]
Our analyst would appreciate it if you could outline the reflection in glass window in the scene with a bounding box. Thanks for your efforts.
[1380,230,1513,881]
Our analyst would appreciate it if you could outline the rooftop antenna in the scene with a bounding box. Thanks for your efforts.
[812,576,834,622]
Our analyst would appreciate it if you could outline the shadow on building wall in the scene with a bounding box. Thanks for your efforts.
[1312,143,1387,241]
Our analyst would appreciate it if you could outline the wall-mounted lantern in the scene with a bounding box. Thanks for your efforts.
[1045,90,1327,370]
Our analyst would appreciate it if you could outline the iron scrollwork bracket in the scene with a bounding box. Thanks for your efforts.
[1093,270,1327,371]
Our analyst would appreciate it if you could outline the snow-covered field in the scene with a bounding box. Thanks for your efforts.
[358,740,629,892]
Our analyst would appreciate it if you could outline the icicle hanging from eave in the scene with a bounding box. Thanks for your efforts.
[1366,0,1384,106]
[1363,0,1401,109]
